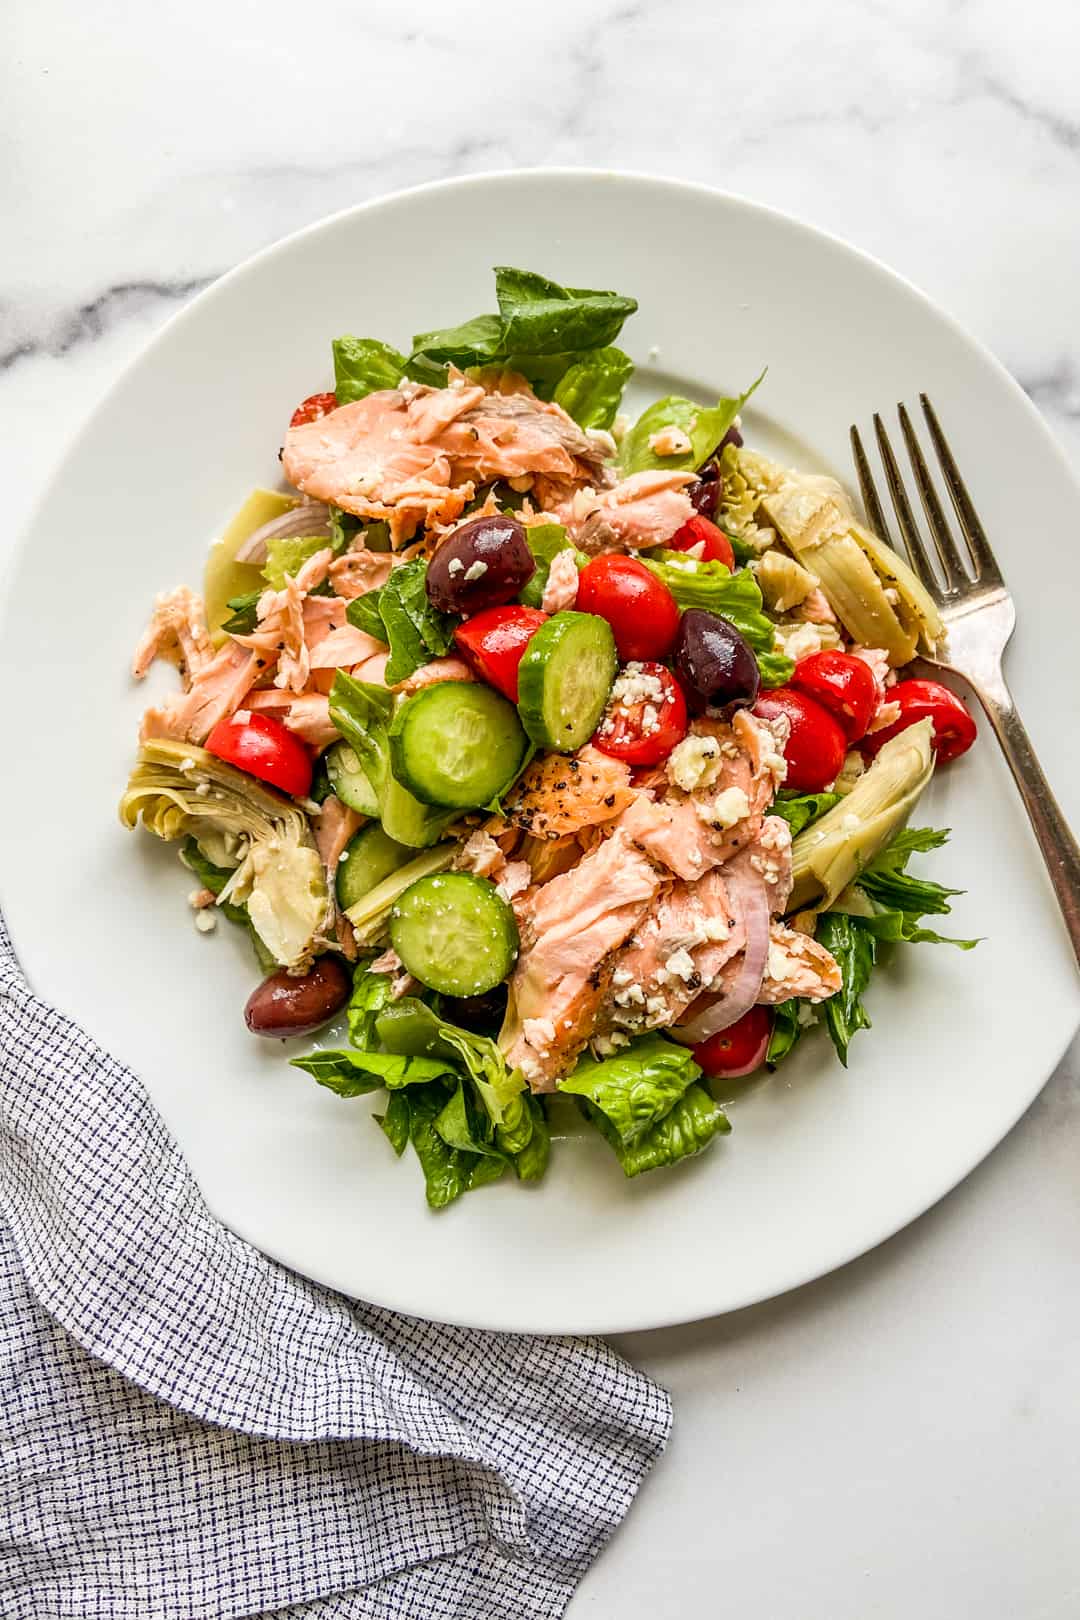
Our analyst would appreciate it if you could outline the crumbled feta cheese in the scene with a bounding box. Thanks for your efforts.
[644,994,668,1020]
[614,982,646,1008]
[610,662,669,710]
[767,941,799,982]
[867,700,902,734]
[194,781,211,798]
[647,344,660,361]
[524,1017,557,1050]
[464,560,488,582]
[178,756,196,773]
[233,709,252,724]
[702,914,730,942]
[611,967,634,988]
[647,425,693,457]
[797,1002,819,1028]
[773,621,832,662]
[447,556,465,576]
[666,733,723,792]
[193,909,217,934]
[696,786,750,829]
[665,947,696,983]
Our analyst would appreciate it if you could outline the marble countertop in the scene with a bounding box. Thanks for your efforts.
[5,2,1079,1614]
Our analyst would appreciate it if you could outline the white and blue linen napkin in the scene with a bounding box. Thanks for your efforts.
[0,917,670,1619]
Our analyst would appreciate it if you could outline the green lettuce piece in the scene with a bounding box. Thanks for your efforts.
[406,1083,505,1209]
[518,523,587,610]
[220,589,262,635]
[376,998,527,1131]
[494,267,638,356]
[262,534,331,589]
[434,1080,508,1175]
[618,372,764,476]
[375,1090,411,1156]
[550,345,633,429]
[766,1000,806,1067]
[558,1036,700,1145]
[291,1048,454,1097]
[643,555,794,686]
[377,560,458,684]
[332,336,407,403]
[346,965,397,1048]
[345,589,388,642]
[514,1096,551,1182]
[584,1083,730,1177]
[814,912,876,1067]
[772,791,842,837]
[407,314,506,386]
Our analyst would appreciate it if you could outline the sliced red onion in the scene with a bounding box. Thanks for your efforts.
[233,501,332,565]
[672,859,771,1045]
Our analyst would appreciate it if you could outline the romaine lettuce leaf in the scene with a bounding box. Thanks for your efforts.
[814,912,876,1067]
[376,998,527,1129]
[766,999,806,1067]
[643,555,794,686]
[618,372,764,476]
[584,1083,730,1177]
[771,790,842,837]
[377,560,458,684]
[345,589,388,642]
[550,345,634,429]
[493,267,638,357]
[406,1082,506,1208]
[332,336,407,403]
[407,314,507,387]
[513,1096,551,1182]
[290,1048,454,1097]
[374,1090,412,1157]
[346,965,397,1048]
[558,1036,700,1145]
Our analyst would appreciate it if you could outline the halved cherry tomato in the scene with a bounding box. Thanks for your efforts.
[290,391,338,427]
[666,515,736,570]
[693,1006,772,1078]
[575,556,680,661]
[454,605,548,703]
[206,711,313,798]
[753,687,847,793]
[592,661,688,766]
[791,650,878,743]
[862,678,977,764]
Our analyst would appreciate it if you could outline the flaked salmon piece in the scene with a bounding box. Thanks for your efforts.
[795,586,836,625]
[596,866,748,1038]
[132,586,215,686]
[540,547,580,613]
[352,651,390,686]
[498,828,662,1090]
[748,815,793,913]
[757,922,841,1004]
[233,579,308,694]
[308,621,386,671]
[314,794,361,878]
[139,639,263,744]
[518,832,584,885]
[454,830,505,879]
[504,744,634,841]
[394,656,476,695]
[244,690,340,751]
[329,548,394,600]
[283,380,604,547]
[557,470,696,554]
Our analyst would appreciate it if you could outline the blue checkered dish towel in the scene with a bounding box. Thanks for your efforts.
[0,916,671,1619]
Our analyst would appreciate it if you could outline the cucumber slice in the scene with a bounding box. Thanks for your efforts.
[516,610,617,752]
[336,823,413,910]
[325,741,379,816]
[390,873,518,995]
[379,774,458,849]
[388,682,528,809]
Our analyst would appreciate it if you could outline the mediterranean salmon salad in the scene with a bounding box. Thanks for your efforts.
[121,266,978,1207]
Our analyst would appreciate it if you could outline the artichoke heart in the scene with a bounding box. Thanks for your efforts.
[717,444,786,546]
[788,719,935,913]
[759,474,943,664]
[119,739,330,971]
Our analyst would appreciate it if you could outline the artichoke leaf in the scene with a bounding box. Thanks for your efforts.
[788,719,935,913]
[119,739,330,970]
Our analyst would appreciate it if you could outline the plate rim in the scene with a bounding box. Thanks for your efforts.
[2,166,1077,1334]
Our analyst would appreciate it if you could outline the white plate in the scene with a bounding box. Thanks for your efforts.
[2,171,1077,1334]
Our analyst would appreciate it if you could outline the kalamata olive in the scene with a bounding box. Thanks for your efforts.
[244,956,351,1038]
[720,424,743,451]
[673,608,760,716]
[435,984,509,1035]
[426,514,535,615]
[687,459,722,518]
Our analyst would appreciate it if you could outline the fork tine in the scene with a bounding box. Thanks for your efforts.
[897,402,970,590]
[872,413,941,587]
[919,393,1003,586]
[849,424,891,540]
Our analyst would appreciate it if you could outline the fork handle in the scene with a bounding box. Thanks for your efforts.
[967,674,1080,968]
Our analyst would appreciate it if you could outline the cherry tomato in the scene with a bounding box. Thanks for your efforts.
[791,650,878,743]
[575,556,680,661]
[290,391,338,427]
[592,662,689,766]
[862,678,977,764]
[454,605,548,703]
[206,711,313,798]
[666,515,736,570]
[693,1006,771,1079]
[753,687,847,793]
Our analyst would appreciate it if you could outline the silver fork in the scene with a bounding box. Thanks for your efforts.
[850,395,1080,967]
